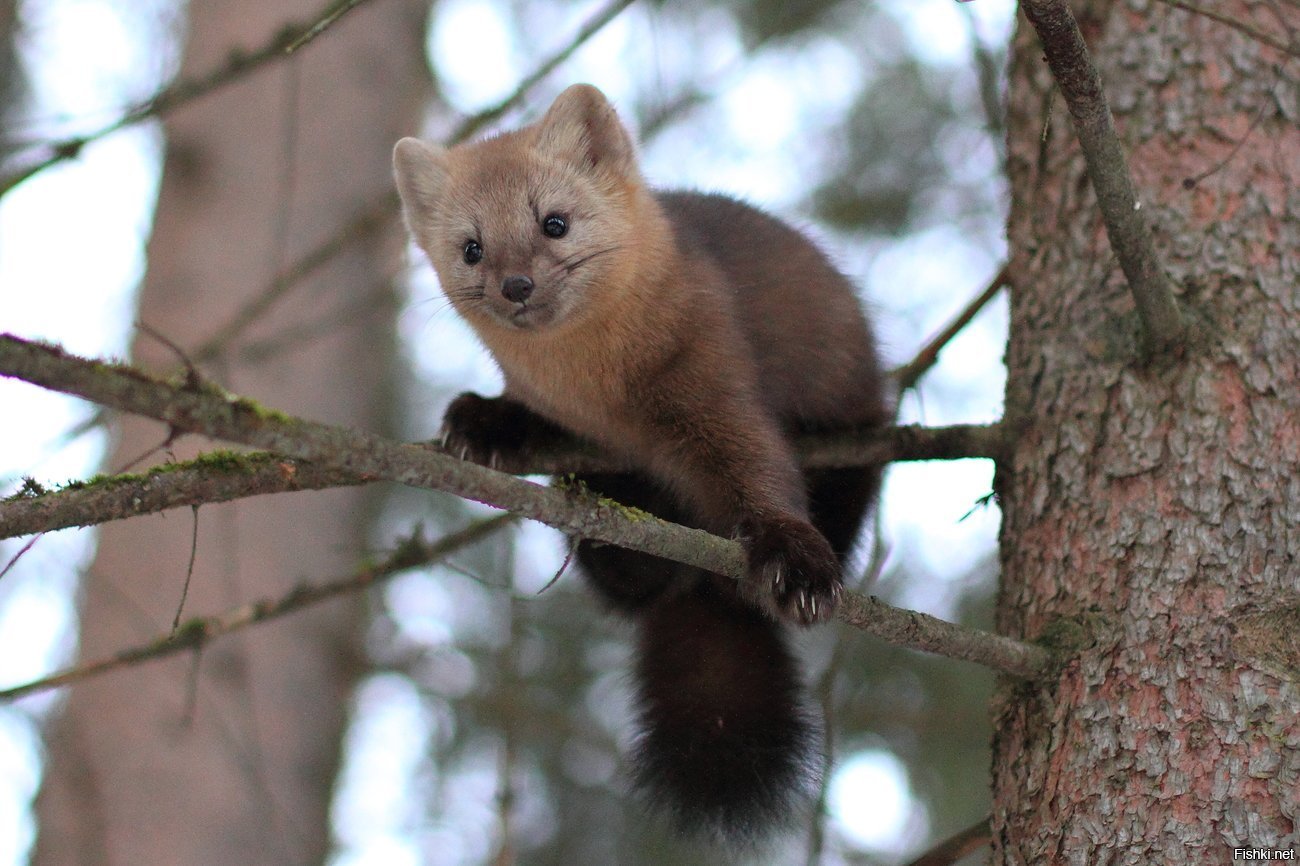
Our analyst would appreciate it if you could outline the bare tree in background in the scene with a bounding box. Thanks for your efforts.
[0,0,27,162]
[33,2,430,863]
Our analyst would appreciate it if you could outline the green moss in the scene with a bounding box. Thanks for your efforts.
[3,477,49,502]
[188,449,263,473]
[1036,616,1091,654]
[11,451,277,505]
[1035,612,1116,665]
[61,468,149,491]
[551,473,583,492]
[229,395,295,424]
[551,473,654,522]
[169,617,209,648]
[387,527,432,571]
[595,495,653,522]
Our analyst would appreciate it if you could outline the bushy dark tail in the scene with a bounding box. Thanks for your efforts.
[631,580,822,842]
[574,467,874,841]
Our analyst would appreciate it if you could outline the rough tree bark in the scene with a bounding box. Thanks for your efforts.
[995,0,1298,862]
[33,2,429,864]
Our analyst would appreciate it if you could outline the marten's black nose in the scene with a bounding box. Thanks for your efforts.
[501,275,534,303]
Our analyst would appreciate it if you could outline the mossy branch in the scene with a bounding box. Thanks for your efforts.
[0,334,1051,680]
[0,421,1002,540]
[0,452,363,539]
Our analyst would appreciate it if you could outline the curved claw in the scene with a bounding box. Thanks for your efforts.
[742,514,842,626]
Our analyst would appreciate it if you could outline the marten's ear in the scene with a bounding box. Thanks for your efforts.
[534,84,639,182]
[393,137,450,228]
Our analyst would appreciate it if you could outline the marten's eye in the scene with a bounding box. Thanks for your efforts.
[463,240,483,265]
[542,214,568,239]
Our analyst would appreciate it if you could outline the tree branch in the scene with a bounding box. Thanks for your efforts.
[838,593,1048,680]
[1154,0,1299,58]
[0,334,751,577]
[0,515,514,702]
[1020,0,1186,354]
[0,334,1050,680]
[0,420,1003,541]
[894,263,1009,392]
[0,453,361,540]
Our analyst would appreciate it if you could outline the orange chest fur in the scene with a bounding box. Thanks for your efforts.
[481,325,644,446]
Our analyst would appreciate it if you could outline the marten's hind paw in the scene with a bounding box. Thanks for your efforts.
[741,515,843,626]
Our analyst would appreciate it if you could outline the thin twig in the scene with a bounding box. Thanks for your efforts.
[1020,0,1185,354]
[190,201,392,363]
[137,321,201,389]
[0,535,40,580]
[535,537,578,595]
[0,515,514,702]
[1155,0,1299,58]
[962,3,1006,136]
[805,518,891,866]
[894,264,1009,392]
[904,817,992,866]
[444,0,639,144]
[283,0,370,54]
[1182,72,1281,190]
[171,506,201,633]
[0,335,1052,680]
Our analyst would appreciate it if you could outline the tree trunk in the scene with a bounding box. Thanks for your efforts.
[995,1,1298,862]
[33,3,429,864]
[0,0,25,163]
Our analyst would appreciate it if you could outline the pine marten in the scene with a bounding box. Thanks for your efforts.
[393,83,887,843]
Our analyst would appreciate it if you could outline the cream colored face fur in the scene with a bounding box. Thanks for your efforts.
[393,85,643,335]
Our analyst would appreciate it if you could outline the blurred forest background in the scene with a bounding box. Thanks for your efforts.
[0,0,1013,863]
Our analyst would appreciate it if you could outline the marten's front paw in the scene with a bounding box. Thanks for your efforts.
[439,393,530,469]
[741,515,843,626]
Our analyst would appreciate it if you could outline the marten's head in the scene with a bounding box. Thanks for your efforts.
[395,84,656,335]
